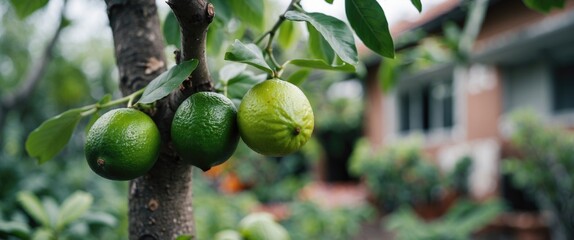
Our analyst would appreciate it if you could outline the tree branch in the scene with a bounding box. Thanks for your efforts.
[458,0,489,60]
[106,0,198,238]
[254,0,300,76]
[167,0,215,111]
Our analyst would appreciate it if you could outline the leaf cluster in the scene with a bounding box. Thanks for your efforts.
[386,199,503,240]
[503,111,574,236]
[25,60,198,164]
[0,191,117,239]
[349,138,473,211]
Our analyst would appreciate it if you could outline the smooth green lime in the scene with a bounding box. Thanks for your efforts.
[171,91,239,171]
[85,108,160,181]
[238,79,314,156]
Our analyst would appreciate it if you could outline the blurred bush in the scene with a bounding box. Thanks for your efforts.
[503,111,574,239]
[349,138,444,211]
[193,174,259,239]
[283,201,372,240]
[386,199,503,240]
[0,191,119,240]
[0,2,128,239]
[193,173,372,239]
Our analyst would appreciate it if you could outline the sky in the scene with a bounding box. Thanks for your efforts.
[300,0,447,25]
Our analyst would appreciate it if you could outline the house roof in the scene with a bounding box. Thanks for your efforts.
[391,0,462,37]
[361,0,574,65]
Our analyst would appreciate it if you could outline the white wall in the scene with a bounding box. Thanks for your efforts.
[501,60,552,116]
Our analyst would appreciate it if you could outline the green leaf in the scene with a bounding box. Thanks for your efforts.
[523,0,565,13]
[224,40,273,74]
[25,108,83,164]
[325,0,334,3]
[411,0,422,12]
[286,69,312,86]
[163,11,181,47]
[60,16,72,29]
[229,0,265,31]
[287,59,356,72]
[219,63,247,83]
[9,0,49,19]
[17,192,51,228]
[285,11,358,64]
[176,235,194,240]
[0,221,31,239]
[82,212,117,226]
[345,0,395,58]
[227,72,266,100]
[278,20,298,49]
[307,23,335,64]
[42,198,59,230]
[138,59,199,104]
[31,228,54,240]
[56,191,93,231]
[378,57,399,92]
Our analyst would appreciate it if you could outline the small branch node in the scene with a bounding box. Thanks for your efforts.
[174,49,181,64]
[206,3,215,23]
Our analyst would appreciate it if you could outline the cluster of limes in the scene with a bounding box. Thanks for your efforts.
[85,79,314,180]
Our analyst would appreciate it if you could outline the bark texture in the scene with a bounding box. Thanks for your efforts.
[106,0,213,239]
[167,0,215,109]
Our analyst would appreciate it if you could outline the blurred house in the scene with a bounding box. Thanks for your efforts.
[364,0,574,200]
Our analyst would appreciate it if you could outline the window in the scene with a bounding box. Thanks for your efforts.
[399,92,410,132]
[552,61,574,112]
[398,79,454,134]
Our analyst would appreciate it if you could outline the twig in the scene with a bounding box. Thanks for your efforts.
[254,0,301,75]
[255,0,300,45]
[458,0,489,60]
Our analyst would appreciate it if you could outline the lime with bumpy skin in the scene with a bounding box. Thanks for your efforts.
[238,79,314,156]
[85,108,161,181]
[171,92,240,171]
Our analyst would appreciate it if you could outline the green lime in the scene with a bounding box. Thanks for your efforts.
[85,108,160,181]
[238,79,314,156]
[171,92,239,171]
[214,230,242,240]
[239,213,290,240]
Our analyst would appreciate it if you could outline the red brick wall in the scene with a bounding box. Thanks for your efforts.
[465,67,503,141]
[364,64,385,148]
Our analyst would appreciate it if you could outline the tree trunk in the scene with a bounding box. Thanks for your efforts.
[105,0,213,239]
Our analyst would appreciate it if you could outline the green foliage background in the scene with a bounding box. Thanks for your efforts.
[0,0,375,238]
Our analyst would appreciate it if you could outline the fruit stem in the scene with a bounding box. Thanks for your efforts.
[81,107,97,117]
[222,82,229,98]
[102,88,145,109]
[79,88,146,117]
[254,0,301,78]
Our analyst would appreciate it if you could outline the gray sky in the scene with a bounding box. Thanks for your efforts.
[300,0,447,25]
